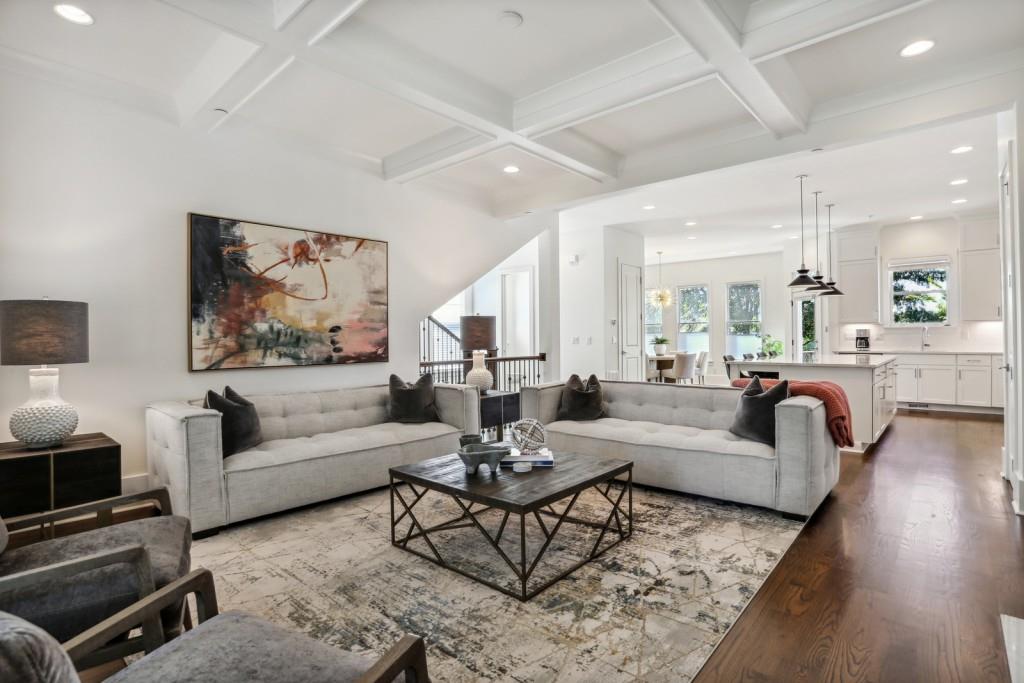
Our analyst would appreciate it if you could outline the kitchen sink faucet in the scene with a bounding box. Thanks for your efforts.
[921,326,931,350]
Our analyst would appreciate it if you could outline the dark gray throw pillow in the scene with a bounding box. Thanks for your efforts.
[204,386,263,457]
[389,374,439,423]
[557,374,606,421]
[729,376,789,446]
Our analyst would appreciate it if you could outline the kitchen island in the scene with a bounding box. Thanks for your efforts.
[727,354,898,452]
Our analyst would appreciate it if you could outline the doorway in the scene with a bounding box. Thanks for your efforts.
[1000,144,1020,510]
[500,268,534,357]
[793,294,820,361]
[619,263,643,381]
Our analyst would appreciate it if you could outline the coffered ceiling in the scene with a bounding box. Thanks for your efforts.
[1,0,1022,215]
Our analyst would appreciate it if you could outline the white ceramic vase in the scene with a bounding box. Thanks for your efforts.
[653,343,668,355]
[9,368,78,448]
[465,350,494,394]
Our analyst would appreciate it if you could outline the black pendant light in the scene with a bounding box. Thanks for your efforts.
[820,202,844,296]
[805,191,833,294]
[788,174,818,288]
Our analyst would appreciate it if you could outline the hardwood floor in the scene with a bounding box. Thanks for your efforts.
[695,411,1023,683]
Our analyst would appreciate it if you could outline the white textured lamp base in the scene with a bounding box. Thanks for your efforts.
[9,368,79,448]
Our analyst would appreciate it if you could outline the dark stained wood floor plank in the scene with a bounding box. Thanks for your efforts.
[694,411,1023,683]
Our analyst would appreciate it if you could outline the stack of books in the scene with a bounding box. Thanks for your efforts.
[500,448,555,469]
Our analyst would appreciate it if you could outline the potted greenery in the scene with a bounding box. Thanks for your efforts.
[652,336,669,355]
[761,335,784,358]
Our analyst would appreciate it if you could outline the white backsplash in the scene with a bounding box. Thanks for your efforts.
[837,321,1004,353]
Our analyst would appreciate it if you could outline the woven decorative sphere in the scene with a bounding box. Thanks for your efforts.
[511,419,546,454]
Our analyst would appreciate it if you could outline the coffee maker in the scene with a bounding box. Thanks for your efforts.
[855,328,870,350]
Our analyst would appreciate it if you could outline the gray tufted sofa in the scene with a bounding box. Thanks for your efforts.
[146,383,480,533]
[521,380,838,517]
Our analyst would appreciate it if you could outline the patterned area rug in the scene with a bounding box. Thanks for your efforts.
[192,484,801,682]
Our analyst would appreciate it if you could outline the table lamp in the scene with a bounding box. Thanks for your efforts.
[0,300,89,448]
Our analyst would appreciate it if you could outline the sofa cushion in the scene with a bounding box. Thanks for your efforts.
[729,377,790,446]
[546,417,774,459]
[0,516,191,642]
[245,387,392,441]
[205,388,263,457]
[602,382,741,430]
[388,374,439,423]
[107,612,398,683]
[0,611,79,683]
[224,421,460,472]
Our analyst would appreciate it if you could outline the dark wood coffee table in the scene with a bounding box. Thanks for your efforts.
[389,453,633,601]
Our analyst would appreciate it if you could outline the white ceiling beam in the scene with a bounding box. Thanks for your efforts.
[513,39,712,138]
[648,0,809,137]
[526,130,621,180]
[383,128,499,182]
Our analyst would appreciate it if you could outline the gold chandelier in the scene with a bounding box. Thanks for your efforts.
[649,251,672,307]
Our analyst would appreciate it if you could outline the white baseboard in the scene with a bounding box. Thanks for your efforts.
[897,402,1003,415]
[121,472,150,494]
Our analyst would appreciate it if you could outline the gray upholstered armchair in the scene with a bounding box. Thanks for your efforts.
[0,487,191,668]
[0,568,430,682]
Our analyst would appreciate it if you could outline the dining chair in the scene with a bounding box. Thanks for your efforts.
[756,352,767,359]
[694,351,708,384]
[742,353,754,360]
[662,352,697,384]
[723,354,735,380]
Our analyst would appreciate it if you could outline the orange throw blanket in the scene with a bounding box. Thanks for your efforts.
[731,378,855,448]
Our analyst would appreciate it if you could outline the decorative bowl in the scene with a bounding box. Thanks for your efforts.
[457,443,510,475]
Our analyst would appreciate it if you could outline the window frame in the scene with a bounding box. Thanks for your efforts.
[725,280,763,355]
[644,288,665,353]
[675,283,710,353]
[887,258,952,327]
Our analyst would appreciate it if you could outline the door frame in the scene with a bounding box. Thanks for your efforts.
[619,262,644,381]
[791,292,822,362]
[999,143,1022,513]
[499,265,536,356]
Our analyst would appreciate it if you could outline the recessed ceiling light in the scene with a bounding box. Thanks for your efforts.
[642,205,656,211]
[684,221,697,226]
[686,236,697,240]
[54,4,94,25]
[728,251,738,255]
[811,148,824,153]
[788,235,799,240]
[502,165,519,174]
[498,10,524,28]
[910,215,924,220]
[952,198,967,204]
[950,178,968,186]
[900,40,934,58]
[951,146,973,154]
[770,224,782,229]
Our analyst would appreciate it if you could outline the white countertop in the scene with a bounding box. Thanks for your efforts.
[835,349,1003,356]
[728,354,898,368]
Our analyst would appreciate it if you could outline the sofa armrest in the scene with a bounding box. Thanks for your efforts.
[520,382,564,425]
[774,396,839,517]
[145,402,226,534]
[434,384,480,434]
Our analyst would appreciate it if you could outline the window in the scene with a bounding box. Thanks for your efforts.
[726,282,762,357]
[889,261,949,325]
[677,285,710,353]
[644,290,664,353]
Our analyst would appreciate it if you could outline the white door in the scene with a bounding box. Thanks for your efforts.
[500,269,533,357]
[957,367,992,407]
[918,366,957,404]
[999,150,1019,495]
[619,263,643,381]
[792,294,820,361]
[993,356,1006,407]
[895,366,918,402]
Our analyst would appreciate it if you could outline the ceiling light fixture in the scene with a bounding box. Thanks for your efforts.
[649,251,673,308]
[502,165,519,174]
[805,191,833,294]
[53,4,94,25]
[900,39,934,58]
[687,236,697,240]
[771,224,782,229]
[909,215,923,221]
[788,235,799,240]
[788,175,818,289]
[951,146,973,154]
[952,198,967,204]
[950,178,968,186]
[820,203,844,297]
[684,221,697,226]
[498,10,524,28]
[642,205,656,211]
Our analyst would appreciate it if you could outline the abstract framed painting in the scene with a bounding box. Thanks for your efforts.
[188,213,388,371]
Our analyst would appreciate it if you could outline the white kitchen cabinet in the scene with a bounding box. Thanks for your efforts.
[872,365,897,440]
[838,259,879,323]
[957,366,992,406]
[838,231,878,262]
[960,217,1000,252]
[895,355,957,404]
[960,248,1001,321]
[918,366,957,404]
[895,365,918,402]
[993,355,1006,407]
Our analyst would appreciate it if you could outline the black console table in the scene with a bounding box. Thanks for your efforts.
[479,390,521,442]
[0,433,121,518]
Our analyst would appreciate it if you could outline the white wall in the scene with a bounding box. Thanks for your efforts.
[646,251,790,382]
[831,218,1004,352]
[469,237,540,354]
[603,226,644,379]
[558,216,606,378]
[0,70,539,479]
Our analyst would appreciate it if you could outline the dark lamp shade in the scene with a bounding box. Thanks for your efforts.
[788,270,818,288]
[460,315,496,352]
[0,300,89,365]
